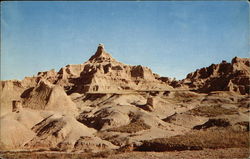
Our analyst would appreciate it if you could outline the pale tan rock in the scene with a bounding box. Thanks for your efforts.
[25,113,117,152]
[22,80,77,115]
[0,80,25,116]
[0,117,35,150]
[0,108,45,149]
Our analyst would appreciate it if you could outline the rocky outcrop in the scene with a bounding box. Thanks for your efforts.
[21,80,77,115]
[182,57,250,95]
[75,44,171,93]
[30,44,172,94]
[0,80,26,116]
[0,44,172,117]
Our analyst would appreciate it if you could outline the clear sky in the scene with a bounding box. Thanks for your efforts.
[1,1,249,80]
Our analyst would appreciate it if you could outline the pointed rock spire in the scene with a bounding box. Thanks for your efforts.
[89,44,115,62]
[96,43,105,56]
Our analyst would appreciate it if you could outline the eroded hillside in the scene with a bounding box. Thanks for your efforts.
[0,44,249,158]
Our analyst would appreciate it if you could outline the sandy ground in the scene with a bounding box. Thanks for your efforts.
[109,148,250,159]
[0,148,249,159]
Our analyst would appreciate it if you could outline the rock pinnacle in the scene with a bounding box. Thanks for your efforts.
[89,44,114,62]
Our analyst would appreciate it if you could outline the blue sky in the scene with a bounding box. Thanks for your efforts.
[1,1,249,80]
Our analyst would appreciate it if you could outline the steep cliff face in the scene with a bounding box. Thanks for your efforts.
[182,57,250,95]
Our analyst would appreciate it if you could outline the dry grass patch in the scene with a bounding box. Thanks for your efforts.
[136,129,249,152]
[188,105,238,117]
[193,118,231,130]
[167,91,200,103]
[0,150,116,159]
[107,119,151,133]
[174,91,199,98]
[0,152,90,159]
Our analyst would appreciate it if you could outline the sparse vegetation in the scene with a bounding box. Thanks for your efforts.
[0,152,87,159]
[90,150,114,158]
[174,91,199,98]
[135,129,249,152]
[193,118,231,130]
[0,151,114,159]
[188,105,239,117]
[167,91,200,103]
[107,119,151,133]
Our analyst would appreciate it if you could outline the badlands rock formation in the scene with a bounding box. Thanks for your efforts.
[180,57,250,95]
[0,44,249,158]
[37,43,171,94]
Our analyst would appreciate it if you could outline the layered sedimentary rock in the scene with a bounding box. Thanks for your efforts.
[21,80,77,115]
[0,44,249,154]
[76,45,171,93]
[37,44,172,93]
[0,44,172,116]
[182,57,250,95]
